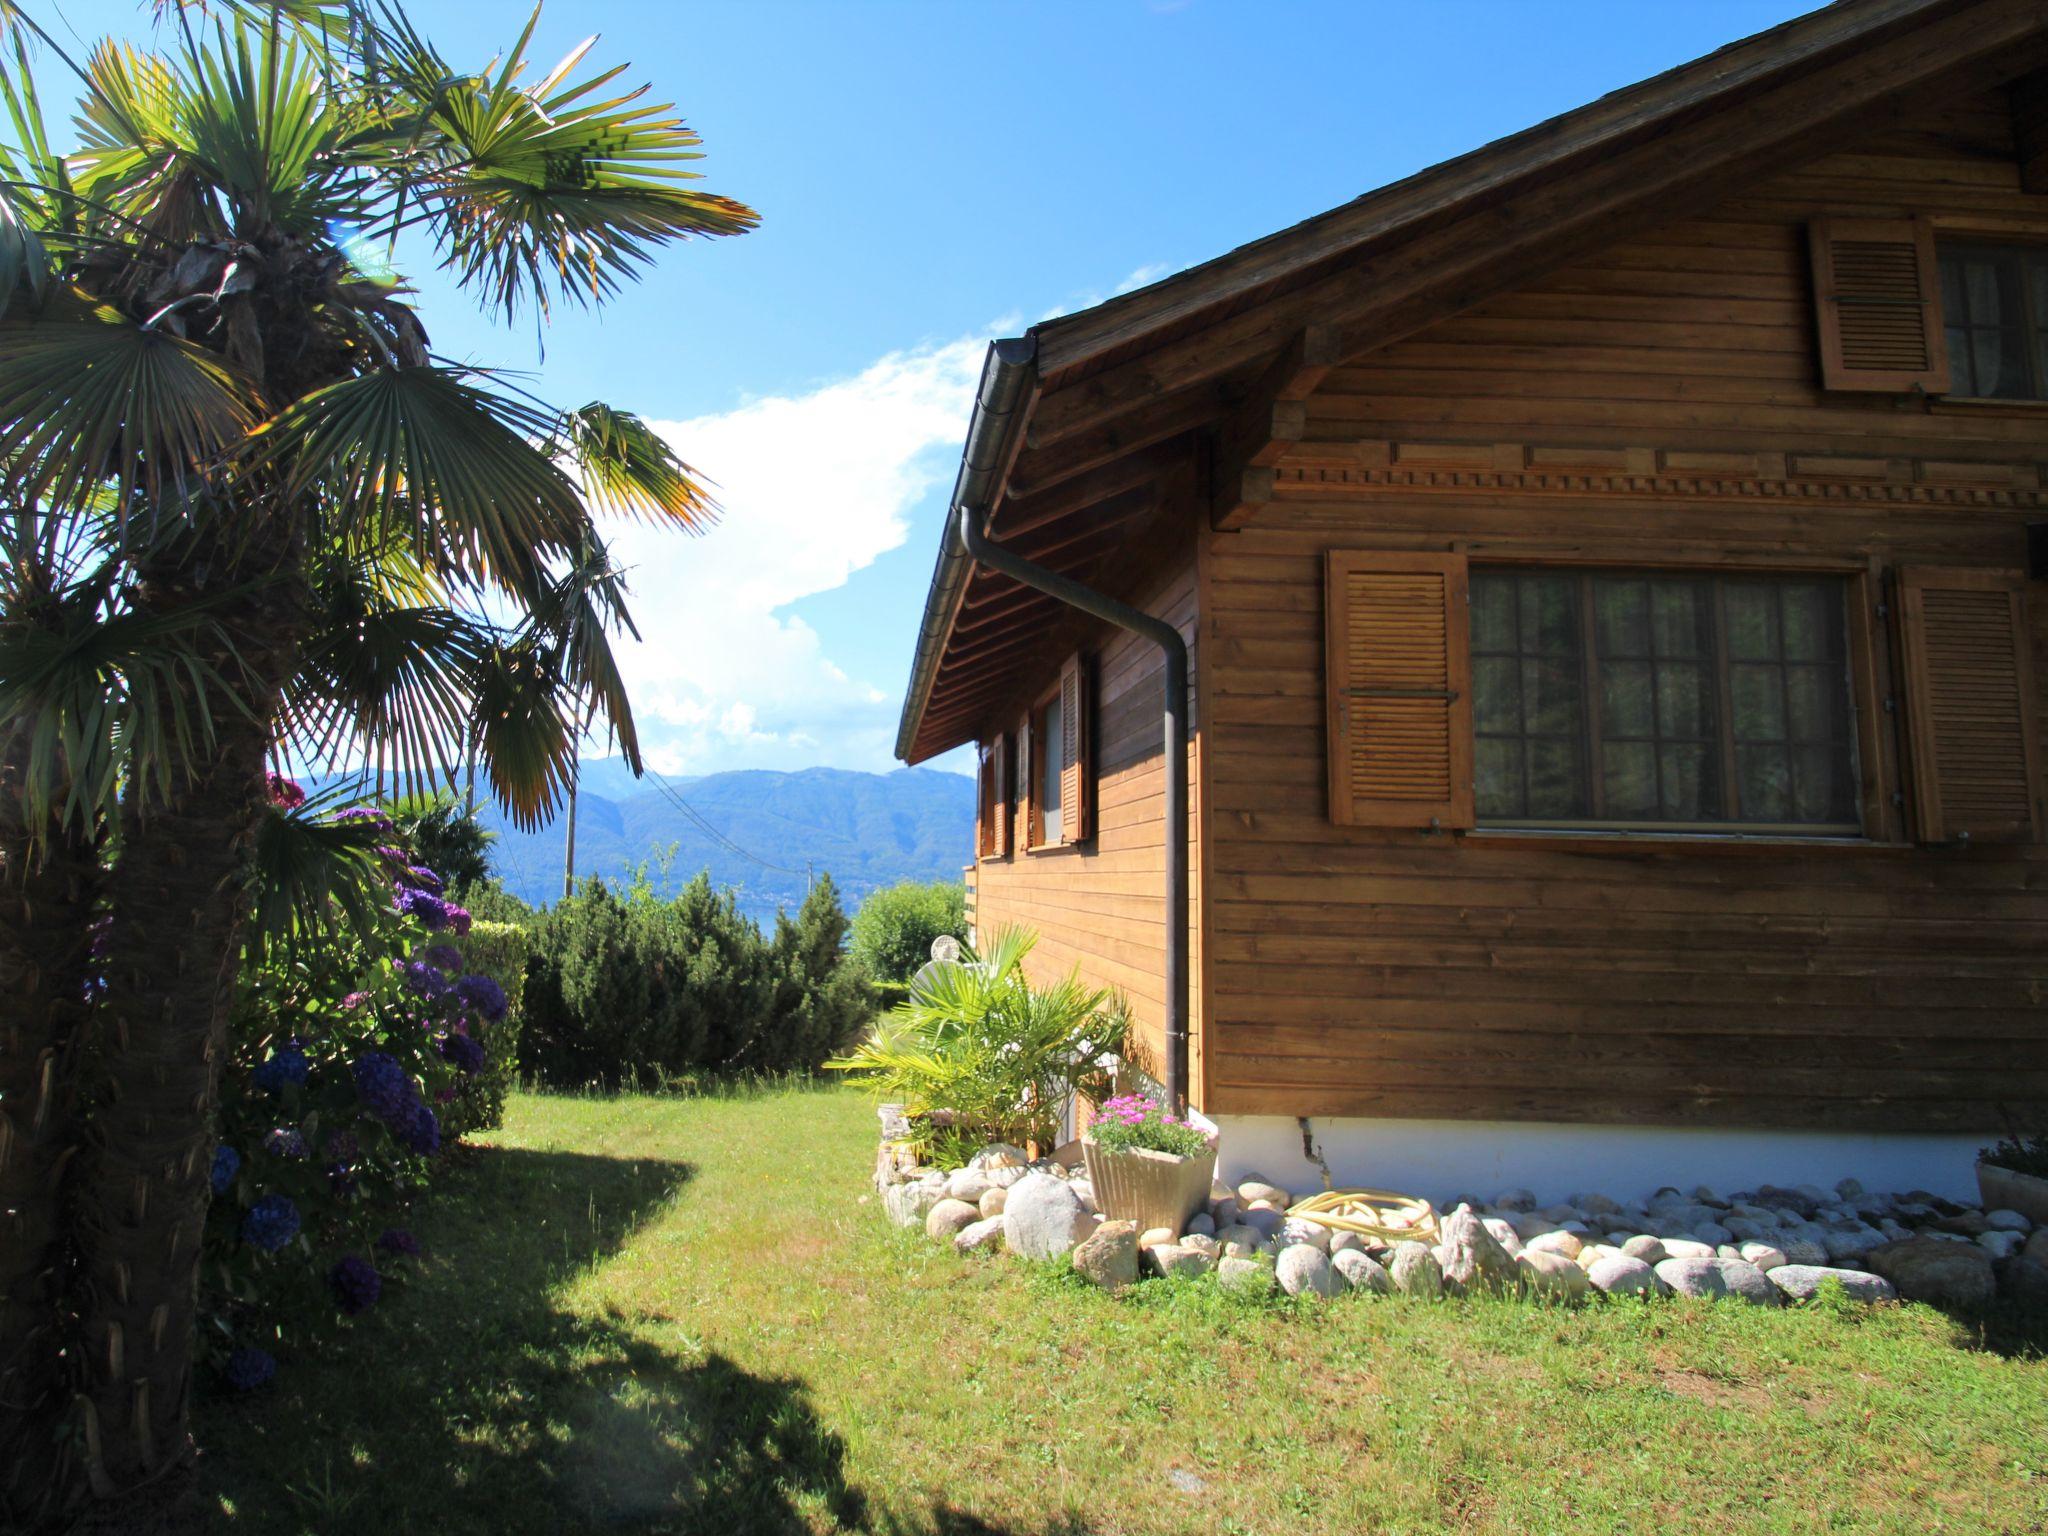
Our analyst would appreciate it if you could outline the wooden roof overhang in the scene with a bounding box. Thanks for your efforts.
[896,0,2048,765]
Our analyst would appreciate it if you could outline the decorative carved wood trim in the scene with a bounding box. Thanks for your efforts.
[1273,439,2048,508]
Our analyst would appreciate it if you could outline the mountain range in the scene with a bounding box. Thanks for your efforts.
[470,763,974,922]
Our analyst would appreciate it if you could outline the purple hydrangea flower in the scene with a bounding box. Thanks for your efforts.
[423,943,463,972]
[375,1228,421,1259]
[241,1194,301,1253]
[262,1127,308,1160]
[266,774,306,809]
[353,1052,412,1122]
[328,1255,382,1315]
[395,887,450,931]
[439,1030,486,1075]
[224,1347,276,1391]
[332,806,393,831]
[324,1130,360,1164]
[404,865,445,893]
[443,902,473,937]
[373,843,409,866]
[396,1100,441,1156]
[210,1144,240,1194]
[454,973,509,1023]
[400,958,452,999]
[251,1039,309,1092]
[341,990,372,1011]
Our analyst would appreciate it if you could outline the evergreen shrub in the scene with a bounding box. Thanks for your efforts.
[847,878,966,983]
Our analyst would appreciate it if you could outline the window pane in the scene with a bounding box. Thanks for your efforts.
[1041,698,1063,841]
[1520,574,1579,654]
[1737,744,1792,821]
[1475,738,1524,819]
[1523,657,1581,736]
[1791,743,1851,825]
[1600,659,1653,738]
[1527,738,1586,818]
[1730,664,1786,741]
[1594,579,1648,656]
[1473,656,1520,735]
[1602,741,1657,818]
[1655,661,1713,738]
[1779,583,1834,662]
[1784,666,1842,742]
[1650,582,1707,657]
[1723,584,1778,660]
[1471,574,1515,652]
[1659,743,1717,820]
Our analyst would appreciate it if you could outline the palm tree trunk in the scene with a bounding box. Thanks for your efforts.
[0,726,101,1528]
[67,548,303,1503]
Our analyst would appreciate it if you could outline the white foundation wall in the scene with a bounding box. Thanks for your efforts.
[1213,1115,1988,1206]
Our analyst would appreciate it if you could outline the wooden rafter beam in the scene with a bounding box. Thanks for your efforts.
[1207,325,1343,530]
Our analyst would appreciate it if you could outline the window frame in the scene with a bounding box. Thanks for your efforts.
[1024,681,1065,853]
[1934,240,2048,402]
[1464,553,1890,843]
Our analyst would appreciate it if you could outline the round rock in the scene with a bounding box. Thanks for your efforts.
[1388,1241,1444,1300]
[1276,1243,1340,1299]
[1767,1264,1897,1304]
[1331,1249,1391,1294]
[1587,1254,1665,1297]
[925,1198,982,1242]
[1072,1220,1140,1290]
[1002,1171,1095,1261]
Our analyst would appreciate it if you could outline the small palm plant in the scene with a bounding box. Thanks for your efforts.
[829,926,1128,1166]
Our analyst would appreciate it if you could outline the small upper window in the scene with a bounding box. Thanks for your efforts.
[1938,244,2048,400]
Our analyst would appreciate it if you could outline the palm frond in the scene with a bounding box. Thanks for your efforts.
[415,7,757,319]
[247,780,394,962]
[174,18,351,233]
[0,287,256,517]
[466,635,575,830]
[251,363,586,588]
[558,400,714,528]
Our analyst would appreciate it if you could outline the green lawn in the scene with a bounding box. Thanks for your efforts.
[197,1084,2048,1536]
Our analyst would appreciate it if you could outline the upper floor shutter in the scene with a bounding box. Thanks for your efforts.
[1807,218,1949,393]
[1058,652,1093,844]
[1895,566,2041,843]
[991,734,1012,857]
[1325,551,1474,829]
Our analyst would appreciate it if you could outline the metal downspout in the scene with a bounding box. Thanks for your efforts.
[955,500,1192,1115]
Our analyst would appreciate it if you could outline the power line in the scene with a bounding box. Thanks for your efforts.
[638,764,811,879]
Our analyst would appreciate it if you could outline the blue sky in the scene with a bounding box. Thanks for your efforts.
[42,0,1814,780]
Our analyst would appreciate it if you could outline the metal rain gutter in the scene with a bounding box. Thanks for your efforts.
[911,336,1192,1113]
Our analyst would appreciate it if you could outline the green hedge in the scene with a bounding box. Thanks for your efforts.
[456,919,528,1130]
[848,879,966,984]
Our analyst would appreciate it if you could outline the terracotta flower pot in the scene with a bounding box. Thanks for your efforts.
[1082,1139,1217,1237]
[1978,1161,2048,1226]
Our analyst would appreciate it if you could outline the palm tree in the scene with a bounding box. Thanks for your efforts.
[0,2,754,1518]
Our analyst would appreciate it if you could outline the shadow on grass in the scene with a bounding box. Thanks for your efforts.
[192,1143,1092,1536]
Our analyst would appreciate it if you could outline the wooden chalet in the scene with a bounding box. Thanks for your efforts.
[895,0,2048,1194]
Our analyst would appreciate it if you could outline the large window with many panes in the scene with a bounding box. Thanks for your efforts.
[1471,568,1861,831]
[1937,243,2048,401]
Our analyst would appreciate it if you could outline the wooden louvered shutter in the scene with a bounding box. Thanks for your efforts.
[1058,653,1092,844]
[992,734,1012,857]
[1326,551,1473,829]
[1807,218,1949,393]
[1896,568,2041,843]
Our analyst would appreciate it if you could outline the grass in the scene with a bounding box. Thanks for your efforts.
[196,1083,2048,1536]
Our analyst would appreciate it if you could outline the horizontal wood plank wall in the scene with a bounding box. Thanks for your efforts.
[1206,93,2048,1132]
[972,554,1202,1084]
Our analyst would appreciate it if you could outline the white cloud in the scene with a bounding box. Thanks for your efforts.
[596,335,987,775]
[1114,261,1173,294]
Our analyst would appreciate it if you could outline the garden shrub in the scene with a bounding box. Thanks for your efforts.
[208,791,520,1389]
[457,920,529,1127]
[520,870,870,1086]
[848,878,966,983]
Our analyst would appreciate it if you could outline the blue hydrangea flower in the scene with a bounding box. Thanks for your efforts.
[324,1130,359,1164]
[439,1030,485,1075]
[224,1347,276,1392]
[454,973,509,1023]
[262,1127,308,1160]
[329,1255,382,1315]
[251,1039,309,1092]
[401,958,451,999]
[241,1194,301,1253]
[396,1100,441,1156]
[353,1052,412,1122]
[422,943,463,972]
[210,1144,240,1194]
[376,1228,421,1259]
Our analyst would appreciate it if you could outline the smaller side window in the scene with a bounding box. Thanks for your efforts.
[1032,690,1064,847]
[1937,243,2048,400]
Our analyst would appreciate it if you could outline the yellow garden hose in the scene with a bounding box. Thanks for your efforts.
[1286,1188,1441,1247]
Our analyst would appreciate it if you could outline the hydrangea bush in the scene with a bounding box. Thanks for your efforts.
[202,781,518,1391]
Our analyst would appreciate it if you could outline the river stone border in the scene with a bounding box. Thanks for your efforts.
[873,1108,2048,1309]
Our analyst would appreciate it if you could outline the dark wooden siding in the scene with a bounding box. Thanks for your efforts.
[1202,93,2048,1131]
[969,552,1203,1084]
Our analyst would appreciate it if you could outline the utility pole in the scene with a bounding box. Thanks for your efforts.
[562,743,579,901]
[807,858,814,895]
